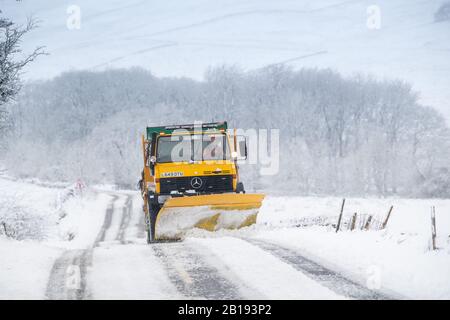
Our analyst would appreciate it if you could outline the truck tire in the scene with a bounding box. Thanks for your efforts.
[145,213,152,244]
[236,182,246,194]
[146,202,160,244]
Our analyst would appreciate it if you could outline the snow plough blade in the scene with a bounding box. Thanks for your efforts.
[155,193,265,240]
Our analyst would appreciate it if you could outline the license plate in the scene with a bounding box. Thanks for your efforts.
[161,172,184,177]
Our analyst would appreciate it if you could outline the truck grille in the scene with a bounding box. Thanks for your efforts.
[159,175,233,194]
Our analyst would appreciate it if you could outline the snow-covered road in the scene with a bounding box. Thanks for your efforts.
[42,192,389,300]
[3,176,449,299]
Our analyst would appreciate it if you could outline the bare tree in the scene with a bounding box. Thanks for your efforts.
[0,14,45,108]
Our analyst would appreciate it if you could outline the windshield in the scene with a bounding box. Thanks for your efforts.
[156,134,230,163]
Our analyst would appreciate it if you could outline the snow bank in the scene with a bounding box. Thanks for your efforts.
[0,177,112,244]
[0,177,113,299]
[156,205,259,239]
[0,236,61,299]
[259,196,450,236]
[255,196,450,299]
[51,192,112,248]
[0,177,60,240]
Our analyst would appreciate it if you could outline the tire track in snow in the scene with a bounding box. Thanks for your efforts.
[46,194,124,300]
[94,195,118,245]
[116,195,133,244]
[101,195,129,243]
[136,208,146,240]
[135,201,243,299]
[151,242,243,299]
[242,238,392,300]
[86,194,181,299]
[45,249,91,300]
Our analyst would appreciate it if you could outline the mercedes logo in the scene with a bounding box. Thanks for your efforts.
[190,177,203,189]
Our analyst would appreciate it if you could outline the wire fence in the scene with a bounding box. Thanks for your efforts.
[338,213,385,231]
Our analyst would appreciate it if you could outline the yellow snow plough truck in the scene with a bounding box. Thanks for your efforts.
[139,121,265,243]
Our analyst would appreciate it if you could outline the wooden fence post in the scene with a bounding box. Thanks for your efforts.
[350,213,357,231]
[336,198,345,233]
[381,205,394,229]
[359,215,366,230]
[431,206,437,251]
[364,215,373,230]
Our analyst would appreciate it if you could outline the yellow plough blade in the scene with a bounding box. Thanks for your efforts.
[155,193,265,240]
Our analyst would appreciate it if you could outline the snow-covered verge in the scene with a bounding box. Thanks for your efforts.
[0,176,111,299]
[49,191,112,249]
[0,177,61,240]
[0,176,111,244]
[0,237,60,299]
[254,197,450,299]
[0,172,60,299]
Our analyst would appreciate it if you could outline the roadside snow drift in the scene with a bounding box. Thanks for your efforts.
[254,196,450,299]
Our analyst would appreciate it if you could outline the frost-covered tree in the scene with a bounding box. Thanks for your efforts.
[0,13,44,136]
[4,67,450,197]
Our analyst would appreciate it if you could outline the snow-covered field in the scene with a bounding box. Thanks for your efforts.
[2,0,450,121]
[1,176,449,299]
[258,196,450,299]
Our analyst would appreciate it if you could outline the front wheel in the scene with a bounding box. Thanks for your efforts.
[145,203,159,244]
[236,182,246,194]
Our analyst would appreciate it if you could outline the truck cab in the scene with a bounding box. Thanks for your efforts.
[140,122,246,206]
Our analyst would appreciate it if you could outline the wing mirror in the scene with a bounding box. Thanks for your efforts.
[149,156,156,175]
[232,136,247,160]
[238,139,247,160]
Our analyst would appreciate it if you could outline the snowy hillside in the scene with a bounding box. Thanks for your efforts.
[2,0,450,121]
